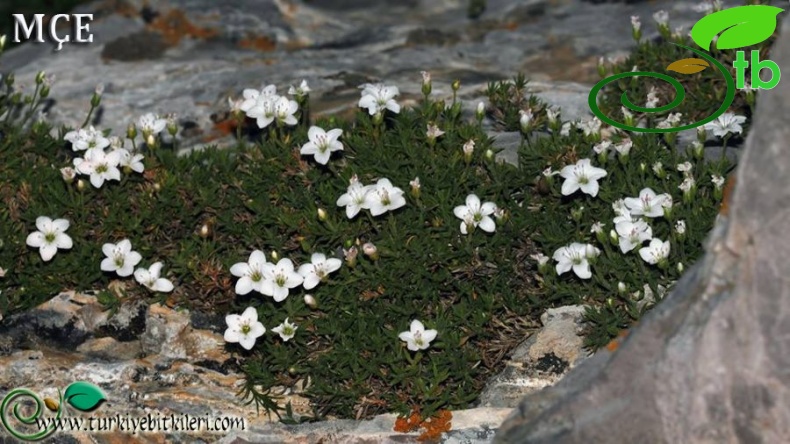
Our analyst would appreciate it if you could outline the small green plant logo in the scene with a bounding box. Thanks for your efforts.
[1,381,106,441]
[589,5,784,133]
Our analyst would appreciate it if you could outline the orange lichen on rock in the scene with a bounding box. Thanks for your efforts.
[238,35,278,52]
[394,409,453,442]
[148,9,219,46]
[418,410,452,442]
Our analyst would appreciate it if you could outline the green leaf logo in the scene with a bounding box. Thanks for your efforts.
[63,381,107,411]
[691,5,784,51]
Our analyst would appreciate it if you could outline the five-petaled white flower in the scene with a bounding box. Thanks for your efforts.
[224,306,266,350]
[100,239,142,277]
[579,117,602,137]
[624,188,668,218]
[653,10,669,26]
[398,320,438,351]
[639,238,670,265]
[26,216,73,261]
[559,158,608,197]
[426,124,445,141]
[703,112,747,138]
[300,126,343,165]
[230,250,270,295]
[675,220,687,235]
[615,219,653,253]
[711,175,725,190]
[553,242,599,279]
[336,175,374,219]
[274,96,299,126]
[272,318,298,342]
[288,80,311,97]
[358,83,400,115]
[454,194,497,234]
[368,178,407,216]
[115,148,145,173]
[74,148,122,188]
[137,113,167,137]
[134,262,174,292]
[614,139,633,156]
[298,253,342,290]
[262,258,304,302]
[64,126,109,152]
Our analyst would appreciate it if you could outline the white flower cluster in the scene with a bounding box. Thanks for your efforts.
[100,238,174,293]
[238,84,299,129]
[65,126,145,188]
[336,175,406,219]
[223,306,299,350]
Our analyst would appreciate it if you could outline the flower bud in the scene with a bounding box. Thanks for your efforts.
[4,73,14,87]
[35,71,46,85]
[60,167,76,184]
[609,229,618,245]
[317,208,328,222]
[618,282,627,294]
[476,102,485,122]
[344,246,358,268]
[373,112,384,125]
[570,206,584,223]
[271,251,279,261]
[640,162,647,173]
[0,35,6,53]
[146,134,156,147]
[451,79,461,92]
[199,223,211,238]
[167,115,178,137]
[462,139,475,163]
[77,179,87,191]
[677,262,684,274]
[40,85,50,98]
[127,123,137,140]
[597,57,607,78]
[485,149,494,161]
[409,177,421,198]
[420,70,432,96]
[304,294,317,309]
[362,242,379,260]
[691,141,704,161]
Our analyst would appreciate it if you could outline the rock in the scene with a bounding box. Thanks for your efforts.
[477,306,589,408]
[0,0,741,154]
[494,13,790,444]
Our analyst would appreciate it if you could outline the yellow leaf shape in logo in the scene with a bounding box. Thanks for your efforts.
[666,58,710,74]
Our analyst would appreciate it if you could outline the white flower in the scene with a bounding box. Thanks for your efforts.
[624,188,668,218]
[137,113,167,136]
[612,198,629,217]
[652,162,664,176]
[262,258,304,302]
[463,139,475,156]
[73,148,122,188]
[711,175,725,190]
[298,253,342,290]
[274,96,299,126]
[116,149,145,173]
[240,85,277,113]
[272,318,298,342]
[546,107,560,125]
[590,221,605,234]
[530,253,549,266]
[645,87,660,108]
[358,83,400,115]
[553,243,597,279]
[426,124,445,140]
[230,250,270,295]
[228,96,245,113]
[676,161,692,174]
[579,117,602,137]
[560,122,573,137]
[134,262,174,292]
[639,238,670,264]
[398,320,438,351]
[675,220,686,235]
[224,306,266,350]
[679,176,696,193]
[100,239,142,277]
[542,167,560,177]
[653,10,669,26]
[615,219,653,253]
[60,167,77,183]
[300,126,343,165]
[703,113,746,138]
[64,125,109,152]
[288,80,310,97]
[631,15,641,31]
[26,216,73,261]
[454,194,497,234]
[559,158,608,197]
[614,139,633,156]
[336,175,374,219]
[657,112,682,129]
[621,106,633,120]
[368,178,406,216]
[593,141,611,155]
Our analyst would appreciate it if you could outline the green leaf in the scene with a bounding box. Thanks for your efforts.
[691,5,784,51]
[63,382,106,411]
